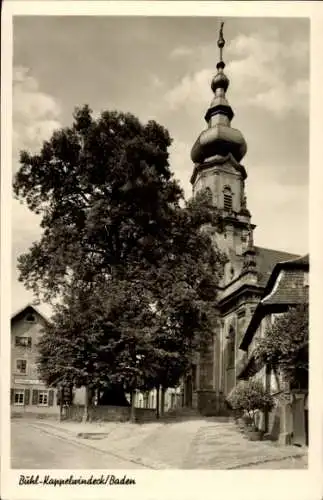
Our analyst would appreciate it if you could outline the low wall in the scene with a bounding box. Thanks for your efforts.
[11,406,60,420]
[65,405,157,423]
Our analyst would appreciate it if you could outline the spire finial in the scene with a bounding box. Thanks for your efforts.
[217,22,225,64]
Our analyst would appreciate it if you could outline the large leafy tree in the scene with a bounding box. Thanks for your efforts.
[38,278,157,420]
[14,105,183,299]
[254,304,309,388]
[14,106,225,416]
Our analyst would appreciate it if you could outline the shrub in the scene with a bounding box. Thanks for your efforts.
[227,379,274,430]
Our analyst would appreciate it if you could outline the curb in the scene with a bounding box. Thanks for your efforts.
[28,422,169,470]
[226,452,307,470]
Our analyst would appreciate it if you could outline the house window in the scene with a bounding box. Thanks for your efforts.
[304,273,309,287]
[15,336,32,348]
[223,187,232,211]
[14,390,25,405]
[25,313,36,323]
[38,391,49,406]
[16,359,27,374]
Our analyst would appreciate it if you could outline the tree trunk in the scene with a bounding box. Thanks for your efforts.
[156,386,160,419]
[59,386,63,422]
[160,386,166,417]
[82,385,90,423]
[98,385,131,406]
[130,390,136,423]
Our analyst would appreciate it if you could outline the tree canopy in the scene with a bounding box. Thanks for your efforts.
[14,105,226,404]
[254,304,309,387]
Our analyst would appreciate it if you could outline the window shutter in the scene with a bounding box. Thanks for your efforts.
[48,390,54,406]
[25,389,30,405]
[32,389,38,405]
[10,388,14,404]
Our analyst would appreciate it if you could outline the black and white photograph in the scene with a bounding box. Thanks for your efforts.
[1,2,322,500]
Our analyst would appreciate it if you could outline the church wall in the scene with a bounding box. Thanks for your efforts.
[217,299,259,397]
[216,169,242,213]
[213,332,219,392]
[220,270,258,299]
[199,334,215,390]
[222,312,237,395]
[193,165,243,214]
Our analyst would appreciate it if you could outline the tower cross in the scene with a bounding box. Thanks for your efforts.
[217,22,225,63]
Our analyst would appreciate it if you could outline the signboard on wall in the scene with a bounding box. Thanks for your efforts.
[14,378,43,385]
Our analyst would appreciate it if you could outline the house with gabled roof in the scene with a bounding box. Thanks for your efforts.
[11,304,59,416]
[235,255,309,445]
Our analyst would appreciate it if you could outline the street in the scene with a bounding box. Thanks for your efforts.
[11,418,307,470]
[11,421,147,469]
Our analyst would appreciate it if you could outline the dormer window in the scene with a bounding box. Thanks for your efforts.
[223,187,232,211]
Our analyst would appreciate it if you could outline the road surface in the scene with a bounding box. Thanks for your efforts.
[11,421,147,469]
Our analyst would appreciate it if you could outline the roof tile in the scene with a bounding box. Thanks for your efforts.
[254,246,300,287]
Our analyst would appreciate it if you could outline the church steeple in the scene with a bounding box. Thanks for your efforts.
[190,22,256,284]
[191,22,247,165]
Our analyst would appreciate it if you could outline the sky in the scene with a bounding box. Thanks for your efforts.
[11,15,309,315]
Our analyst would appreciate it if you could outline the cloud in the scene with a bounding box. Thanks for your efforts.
[13,66,62,170]
[164,30,309,120]
[247,168,308,254]
[228,30,308,67]
[149,74,164,89]
[170,46,193,59]
[169,140,193,198]
[165,68,212,111]
[247,78,308,118]
[12,67,62,312]
[167,134,308,255]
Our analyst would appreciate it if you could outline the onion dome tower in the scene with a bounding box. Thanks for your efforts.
[190,22,256,284]
[191,22,247,167]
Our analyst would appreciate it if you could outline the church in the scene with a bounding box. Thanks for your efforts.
[183,24,303,416]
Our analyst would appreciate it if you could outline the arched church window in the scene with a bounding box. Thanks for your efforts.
[223,186,232,211]
[226,326,235,369]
